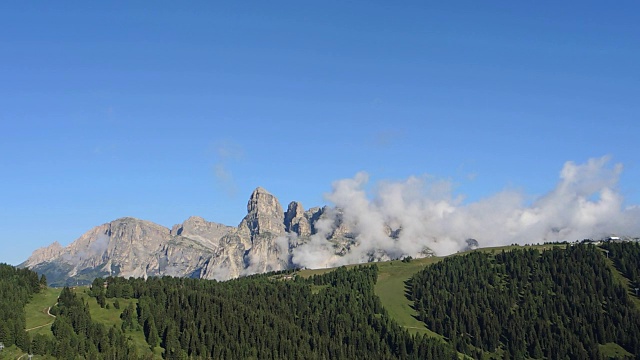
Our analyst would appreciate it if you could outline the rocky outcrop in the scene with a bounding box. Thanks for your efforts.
[241,187,285,238]
[32,217,172,279]
[235,187,288,276]
[285,202,312,237]
[170,216,234,248]
[22,241,64,268]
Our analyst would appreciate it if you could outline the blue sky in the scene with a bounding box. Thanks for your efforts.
[1,2,639,265]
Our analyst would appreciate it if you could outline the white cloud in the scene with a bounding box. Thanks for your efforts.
[289,156,639,269]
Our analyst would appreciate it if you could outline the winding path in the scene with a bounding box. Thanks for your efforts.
[25,304,56,332]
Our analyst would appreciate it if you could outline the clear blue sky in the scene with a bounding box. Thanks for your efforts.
[1,2,638,265]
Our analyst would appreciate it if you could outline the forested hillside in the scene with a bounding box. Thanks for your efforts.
[409,244,640,359]
[602,241,640,294]
[9,242,640,359]
[43,286,140,359]
[87,266,458,359]
[0,263,44,352]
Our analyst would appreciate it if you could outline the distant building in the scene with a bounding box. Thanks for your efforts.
[581,239,602,246]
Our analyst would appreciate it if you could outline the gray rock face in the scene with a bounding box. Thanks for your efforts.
[23,217,222,284]
[235,187,288,276]
[242,187,285,237]
[22,241,64,268]
[23,186,433,285]
[171,216,234,248]
[57,217,172,278]
[285,201,312,237]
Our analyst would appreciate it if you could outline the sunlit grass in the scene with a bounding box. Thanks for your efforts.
[599,342,633,358]
[25,287,61,337]
[72,288,158,357]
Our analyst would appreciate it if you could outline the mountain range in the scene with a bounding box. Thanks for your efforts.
[22,187,447,286]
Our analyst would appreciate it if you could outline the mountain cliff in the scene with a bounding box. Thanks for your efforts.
[22,187,435,286]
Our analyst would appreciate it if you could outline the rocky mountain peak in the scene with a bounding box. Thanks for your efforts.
[22,241,64,268]
[184,215,207,224]
[244,187,285,236]
[171,216,212,235]
[22,186,436,285]
[170,216,234,247]
[285,201,304,218]
[104,217,170,246]
[247,187,282,214]
[284,201,313,237]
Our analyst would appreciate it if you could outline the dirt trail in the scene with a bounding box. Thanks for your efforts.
[25,304,56,332]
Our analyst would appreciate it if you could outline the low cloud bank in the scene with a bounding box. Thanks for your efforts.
[291,156,639,269]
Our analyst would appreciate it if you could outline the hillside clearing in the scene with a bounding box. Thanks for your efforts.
[24,287,61,337]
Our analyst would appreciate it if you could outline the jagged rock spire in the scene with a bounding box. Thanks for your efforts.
[244,187,285,237]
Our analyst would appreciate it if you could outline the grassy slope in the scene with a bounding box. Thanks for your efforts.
[0,344,26,359]
[300,244,568,359]
[11,287,58,359]
[373,257,443,338]
[374,244,564,333]
[600,248,640,308]
[25,287,61,337]
[373,244,635,359]
[25,286,159,358]
[599,343,633,358]
[0,347,51,360]
[300,244,563,337]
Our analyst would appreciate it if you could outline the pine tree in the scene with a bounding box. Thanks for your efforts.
[144,317,159,348]
[39,273,47,287]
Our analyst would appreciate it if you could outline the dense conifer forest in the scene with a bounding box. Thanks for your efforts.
[89,265,457,359]
[0,264,44,351]
[2,242,640,359]
[409,243,640,359]
[602,241,640,294]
